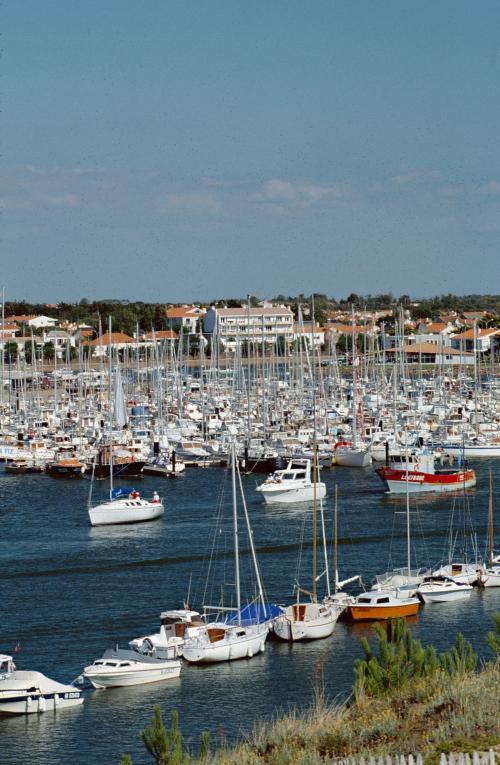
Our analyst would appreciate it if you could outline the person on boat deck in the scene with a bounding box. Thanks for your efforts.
[152,491,160,504]
[130,489,140,499]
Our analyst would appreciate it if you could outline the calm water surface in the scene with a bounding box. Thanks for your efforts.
[1,460,499,764]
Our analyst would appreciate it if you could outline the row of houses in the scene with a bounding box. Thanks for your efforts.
[0,305,498,363]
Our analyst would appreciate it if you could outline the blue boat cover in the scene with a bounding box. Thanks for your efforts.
[226,603,283,626]
[111,487,133,499]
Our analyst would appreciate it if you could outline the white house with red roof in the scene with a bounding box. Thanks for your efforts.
[166,306,206,334]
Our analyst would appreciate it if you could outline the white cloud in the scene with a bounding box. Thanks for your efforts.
[252,179,345,206]
[161,192,223,214]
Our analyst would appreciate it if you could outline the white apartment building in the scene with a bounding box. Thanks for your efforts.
[204,305,294,346]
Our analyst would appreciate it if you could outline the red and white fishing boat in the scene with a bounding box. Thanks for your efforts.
[376,450,476,494]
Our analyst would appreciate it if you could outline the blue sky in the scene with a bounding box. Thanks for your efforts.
[3,0,500,302]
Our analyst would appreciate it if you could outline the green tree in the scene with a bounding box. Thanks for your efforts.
[43,342,55,360]
[4,342,18,362]
[486,613,500,656]
[119,706,209,765]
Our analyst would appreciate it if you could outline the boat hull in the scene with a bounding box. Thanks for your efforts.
[84,663,181,688]
[348,602,420,621]
[334,449,372,467]
[88,500,164,526]
[376,467,476,493]
[258,483,326,505]
[418,587,472,603]
[182,627,267,664]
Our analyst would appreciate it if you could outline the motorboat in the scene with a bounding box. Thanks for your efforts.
[88,487,164,526]
[273,602,340,641]
[82,648,181,688]
[129,609,207,659]
[417,575,473,603]
[46,456,86,479]
[348,588,420,621]
[182,622,268,664]
[0,654,83,716]
[376,450,476,494]
[256,459,326,504]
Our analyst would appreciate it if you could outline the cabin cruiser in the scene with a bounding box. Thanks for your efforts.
[0,654,83,716]
[348,588,420,621]
[129,609,207,659]
[256,459,326,504]
[417,575,473,603]
[82,648,181,688]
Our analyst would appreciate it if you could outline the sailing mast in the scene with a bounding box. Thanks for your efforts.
[108,316,114,500]
[231,441,241,626]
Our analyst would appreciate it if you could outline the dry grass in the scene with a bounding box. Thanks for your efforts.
[203,663,500,765]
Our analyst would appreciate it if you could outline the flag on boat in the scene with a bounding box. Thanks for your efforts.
[111,487,133,499]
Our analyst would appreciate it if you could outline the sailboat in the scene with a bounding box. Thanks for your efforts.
[480,470,500,588]
[348,449,421,621]
[334,308,371,468]
[273,447,341,641]
[181,443,270,663]
[87,318,164,527]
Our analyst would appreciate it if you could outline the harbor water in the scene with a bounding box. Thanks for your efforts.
[1,460,499,764]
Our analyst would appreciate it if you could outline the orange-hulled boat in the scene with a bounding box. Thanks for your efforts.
[348,589,420,621]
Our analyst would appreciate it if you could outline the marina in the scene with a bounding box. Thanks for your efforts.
[1,441,499,763]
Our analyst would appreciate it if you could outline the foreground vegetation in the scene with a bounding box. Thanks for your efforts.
[119,615,500,765]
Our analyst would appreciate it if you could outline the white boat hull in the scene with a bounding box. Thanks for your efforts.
[88,499,164,526]
[481,567,500,588]
[259,483,326,505]
[273,603,338,641]
[334,449,372,467]
[418,586,472,603]
[0,670,83,716]
[84,662,181,688]
[182,626,267,664]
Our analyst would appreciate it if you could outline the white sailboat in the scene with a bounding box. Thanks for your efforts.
[334,308,371,468]
[182,444,269,664]
[274,448,340,641]
[480,470,500,588]
[87,318,164,527]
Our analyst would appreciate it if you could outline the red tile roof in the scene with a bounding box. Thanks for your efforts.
[83,332,135,346]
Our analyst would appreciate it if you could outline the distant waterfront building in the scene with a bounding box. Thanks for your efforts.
[204,305,294,347]
[451,328,500,354]
[166,306,206,334]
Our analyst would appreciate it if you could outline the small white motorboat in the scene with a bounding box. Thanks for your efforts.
[82,648,181,688]
[129,609,207,659]
[88,488,164,526]
[0,654,83,716]
[256,459,326,504]
[417,575,473,603]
